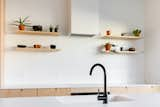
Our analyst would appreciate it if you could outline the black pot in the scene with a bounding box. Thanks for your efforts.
[32,25,43,31]
[50,45,56,49]
[50,28,53,32]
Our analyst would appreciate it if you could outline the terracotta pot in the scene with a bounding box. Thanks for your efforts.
[105,43,111,51]
[18,25,25,30]
[34,44,41,48]
[106,30,111,36]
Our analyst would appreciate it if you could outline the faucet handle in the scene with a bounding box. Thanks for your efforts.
[98,89,105,96]
[98,89,100,95]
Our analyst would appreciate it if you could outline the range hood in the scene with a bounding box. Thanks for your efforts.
[68,0,99,37]
[70,33,96,37]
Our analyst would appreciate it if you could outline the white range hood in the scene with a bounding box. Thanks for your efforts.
[68,0,99,36]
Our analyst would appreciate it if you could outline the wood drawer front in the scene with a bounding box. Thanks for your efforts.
[19,89,37,97]
[0,90,8,98]
[37,88,71,96]
[127,86,160,94]
[52,88,71,96]
[110,87,128,94]
[37,89,51,96]
[7,89,37,97]
[71,88,101,93]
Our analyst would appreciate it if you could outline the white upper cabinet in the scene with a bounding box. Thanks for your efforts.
[68,0,99,36]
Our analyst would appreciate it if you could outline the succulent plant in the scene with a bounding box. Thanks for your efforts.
[13,16,31,26]
[132,29,141,37]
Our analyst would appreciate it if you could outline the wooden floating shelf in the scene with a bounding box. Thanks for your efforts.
[114,51,137,54]
[16,30,60,36]
[15,47,60,52]
[105,51,139,55]
[102,35,143,40]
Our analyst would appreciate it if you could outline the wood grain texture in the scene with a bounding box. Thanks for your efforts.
[37,88,51,96]
[37,88,71,96]
[71,87,102,93]
[0,89,8,98]
[16,30,60,36]
[0,0,5,88]
[15,47,60,52]
[18,89,37,97]
[0,89,37,98]
[102,35,143,40]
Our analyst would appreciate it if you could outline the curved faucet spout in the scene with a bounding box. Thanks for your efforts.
[89,63,108,104]
[90,63,106,77]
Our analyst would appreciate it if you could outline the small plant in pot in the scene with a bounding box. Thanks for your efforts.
[132,29,141,37]
[13,16,31,30]
[105,43,112,52]
[104,43,116,52]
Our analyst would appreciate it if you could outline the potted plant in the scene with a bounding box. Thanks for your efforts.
[132,29,141,37]
[105,43,112,52]
[13,16,31,30]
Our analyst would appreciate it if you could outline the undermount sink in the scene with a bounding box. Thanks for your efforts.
[56,95,134,104]
[56,96,98,104]
[109,96,134,102]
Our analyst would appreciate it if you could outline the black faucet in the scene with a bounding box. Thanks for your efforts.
[90,63,108,104]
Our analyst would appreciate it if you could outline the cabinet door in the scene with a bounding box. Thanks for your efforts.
[7,89,37,97]
[70,0,99,35]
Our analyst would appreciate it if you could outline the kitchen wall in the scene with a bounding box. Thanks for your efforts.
[145,0,160,84]
[4,0,144,88]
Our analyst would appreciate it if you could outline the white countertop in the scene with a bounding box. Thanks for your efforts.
[0,94,160,107]
[1,84,160,89]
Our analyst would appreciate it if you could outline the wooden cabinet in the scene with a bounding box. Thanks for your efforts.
[0,90,8,98]
[0,86,160,98]
[37,88,71,96]
[18,89,37,97]
[0,89,37,98]
[37,89,51,96]
[71,87,101,93]
[7,89,37,97]
[68,0,99,35]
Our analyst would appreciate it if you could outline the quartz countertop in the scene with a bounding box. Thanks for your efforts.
[0,94,160,107]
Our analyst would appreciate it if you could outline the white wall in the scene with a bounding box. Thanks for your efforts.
[99,0,144,85]
[145,0,160,84]
[4,0,145,88]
